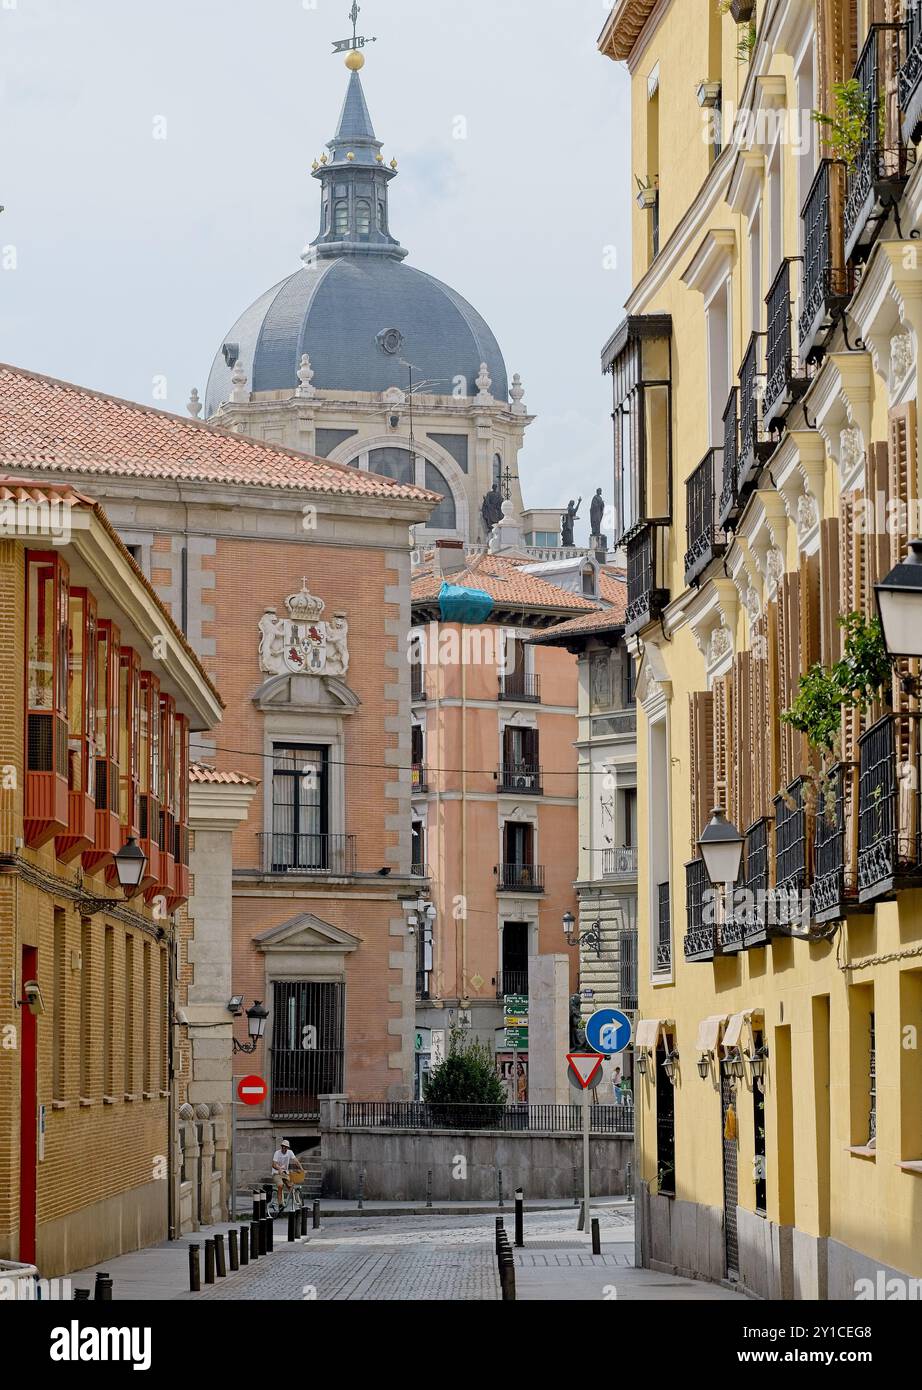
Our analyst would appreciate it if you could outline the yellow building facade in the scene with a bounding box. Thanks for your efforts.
[601,0,922,1297]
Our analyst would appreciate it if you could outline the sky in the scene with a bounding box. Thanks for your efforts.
[0,0,631,539]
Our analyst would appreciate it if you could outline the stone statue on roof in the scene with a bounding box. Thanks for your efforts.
[481,485,504,534]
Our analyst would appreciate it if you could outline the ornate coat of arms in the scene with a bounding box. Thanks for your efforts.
[258,580,349,679]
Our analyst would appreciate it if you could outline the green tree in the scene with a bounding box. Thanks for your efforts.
[425,1026,506,1125]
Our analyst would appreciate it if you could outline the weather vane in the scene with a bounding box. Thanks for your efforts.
[332,3,377,58]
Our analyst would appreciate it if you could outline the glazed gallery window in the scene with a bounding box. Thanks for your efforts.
[334,201,349,235]
[606,317,672,543]
[271,744,329,870]
[356,199,372,235]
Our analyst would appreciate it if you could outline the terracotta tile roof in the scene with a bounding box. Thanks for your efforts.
[530,608,627,641]
[411,552,601,614]
[0,471,223,706]
[190,763,259,787]
[0,363,439,504]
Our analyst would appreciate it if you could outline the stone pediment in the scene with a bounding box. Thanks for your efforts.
[253,672,360,714]
[254,913,362,954]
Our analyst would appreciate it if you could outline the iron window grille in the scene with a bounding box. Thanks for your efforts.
[857,713,922,901]
[901,0,922,143]
[685,448,726,585]
[737,333,772,497]
[684,857,717,962]
[845,24,914,261]
[718,387,739,530]
[618,927,638,1011]
[270,980,344,1121]
[868,1012,877,1143]
[743,816,773,948]
[799,159,852,362]
[772,778,812,931]
[655,880,672,973]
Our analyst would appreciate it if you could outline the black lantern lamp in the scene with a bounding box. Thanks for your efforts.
[745,1044,769,1083]
[113,836,147,895]
[662,1049,680,1085]
[636,1050,649,1077]
[696,1053,711,1080]
[875,539,922,674]
[233,999,269,1054]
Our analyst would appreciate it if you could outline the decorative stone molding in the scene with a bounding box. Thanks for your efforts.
[296,354,317,398]
[890,331,914,396]
[475,363,493,403]
[687,577,739,682]
[258,579,349,678]
[680,228,737,302]
[510,373,527,416]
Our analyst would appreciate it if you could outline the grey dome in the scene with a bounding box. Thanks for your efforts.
[205,255,509,418]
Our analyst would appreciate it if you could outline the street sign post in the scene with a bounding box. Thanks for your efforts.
[231,1074,268,1222]
[566,1053,603,1232]
[584,1007,633,1056]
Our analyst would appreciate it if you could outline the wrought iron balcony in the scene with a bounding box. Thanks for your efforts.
[799,160,852,362]
[618,927,638,1011]
[411,860,431,879]
[718,388,739,531]
[602,846,639,879]
[737,334,773,497]
[901,1,922,144]
[684,857,718,962]
[498,672,541,703]
[763,260,807,429]
[496,969,529,998]
[857,713,922,902]
[812,763,861,924]
[258,832,357,876]
[845,24,914,261]
[625,523,669,638]
[497,862,545,892]
[742,816,774,948]
[772,779,812,931]
[685,448,725,586]
[412,763,429,793]
[655,880,672,974]
[498,763,543,795]
[720,899,746,953]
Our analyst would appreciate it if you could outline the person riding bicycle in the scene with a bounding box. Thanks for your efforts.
[271,1139,303,1209]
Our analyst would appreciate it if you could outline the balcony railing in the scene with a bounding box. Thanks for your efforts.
[618,927,638,1011]
[655,880,672,973]
[270,1047,344,1121]
[591,708,637,739]
[718,388,739,530]
[772,779,812,930]
[901,0,922,143]
[812,763,861,923]
[737,334,772,495]
[602,846,638,879]
[411,860,431,879]
[412,763,429,793]
[498,763,543,794]
[410,667,427,703]
[799,160,851,362]
[845,24,914,260]
[497,862,545,892]
[763,259,806,428]
[340,1101,633,1133]
[499,672,541,703]
[685,448,725,585]
[742,816,773,948]
[496,970,529,998]
[625,523,669,638]
[258,832,357,876]
[858,713,922,901]
[684,857,717,962]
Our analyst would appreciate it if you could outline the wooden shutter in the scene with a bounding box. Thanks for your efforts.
[889,403,920,715]
[689,691,715,855]
[819,517,841,668]
[713,675,732,815]
[765,599,781,804]
[776,575,801,790]
[799,551,822,772]
[866,442,892,601]
[732,652,753,835]
[839,491,861,764]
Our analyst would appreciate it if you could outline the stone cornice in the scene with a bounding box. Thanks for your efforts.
[680,229,737,302]
[189,779,258,832]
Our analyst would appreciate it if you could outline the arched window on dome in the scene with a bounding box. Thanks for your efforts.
[377,202,386,232]
[368,447,414,486]
[356,200,372,236]
[334,201,349,236]
[424,462,457,530]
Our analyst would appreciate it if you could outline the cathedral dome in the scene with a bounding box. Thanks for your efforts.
[204,69,508,418]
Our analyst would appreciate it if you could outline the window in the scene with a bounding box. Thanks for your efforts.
[368,447,414,484]
[504,821,533,867]
[605,317,672,543]
[142,941,152,1094]
[333,201,349,235]
[53,907,66,1099]
[753,1026,767,1214]
[160,947,169,1092]
[270,980,344,1120]
[80,918,92,1096]
[25,552,69,795]
[139,672,161,864]
[622,652,636,707]
[623,789,637,848]
[706,280,731,447]
[118,648,141,835]
[424,462,457,529]
[271,744,329,870]
[502,726,539,791]
[411,819,426,875]
[501,922,529,997]
[356,199,371,235]
[849,983,876,1148]
[124,932,135,1095]
[749,206,763,337]
[655,1034,676,1195]
[95,621,120,812]
[66,590,98,796]
[377,201,386,231]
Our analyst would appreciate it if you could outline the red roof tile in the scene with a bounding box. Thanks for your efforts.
[0,364,439,504]
[412,552,601,614]
[190,763,259,787]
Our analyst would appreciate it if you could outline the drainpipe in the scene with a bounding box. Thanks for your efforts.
[460,633,468,1002]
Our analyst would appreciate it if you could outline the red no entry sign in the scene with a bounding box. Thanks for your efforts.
[237,1074,267,1106]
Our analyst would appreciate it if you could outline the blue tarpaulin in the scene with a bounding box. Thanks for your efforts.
[438,581,494,624]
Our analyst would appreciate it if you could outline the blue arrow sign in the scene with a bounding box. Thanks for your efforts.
[584,1008,633,1056]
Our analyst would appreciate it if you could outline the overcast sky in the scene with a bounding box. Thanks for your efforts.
[1,0,630,537]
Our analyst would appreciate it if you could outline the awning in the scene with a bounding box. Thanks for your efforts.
[695,1015,727,1054]
[722,1009,763,1052]
[635,1018,667,1050]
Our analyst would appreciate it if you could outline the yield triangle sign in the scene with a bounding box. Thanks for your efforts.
[567,1052,603,1089]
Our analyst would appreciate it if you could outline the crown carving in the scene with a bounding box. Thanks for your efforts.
[285,579,325,622]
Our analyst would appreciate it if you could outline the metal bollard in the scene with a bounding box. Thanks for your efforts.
[626,1159,634,1201]
[514,1188,524,1247]
[228,1229,239,1272]
[312,1198,321,1230]
[288,1209,297,1243]
[94,1272,113,1301]
[214,1233,226,1278]
[426,1169,433,1208]
[204,1239,215,1285]
[300,1204,308,1238]
[188,1243,201,1292]
[591,1217,601,1255]
[250,1218,260,1259]
[264,1213,274,1253]
[495,1216,505,1255]
[573,1165,581,1207]
[73,1288,91,1301]
[357,1170,365,1211]
[240,1226,249,1265]
[499,1247,516,1301]
[497,1170,505,1209]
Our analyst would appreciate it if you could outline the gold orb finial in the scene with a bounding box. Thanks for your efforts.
[346,151,356,161]
[389,157,398,170]
[345,49,365,71]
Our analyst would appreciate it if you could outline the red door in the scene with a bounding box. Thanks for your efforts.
[19,946,38,1265]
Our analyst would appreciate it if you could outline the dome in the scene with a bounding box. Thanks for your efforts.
[204,68,508,419]
[204,256,508,418]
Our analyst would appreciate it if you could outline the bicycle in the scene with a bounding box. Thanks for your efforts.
[267,1169,305,1218]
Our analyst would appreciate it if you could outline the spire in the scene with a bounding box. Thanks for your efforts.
[305,65,407,263]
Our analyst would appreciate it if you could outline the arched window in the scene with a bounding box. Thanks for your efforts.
[368,447,415,485]
[356,200,372,235]
[334,201,349,235]
[424,462,457,530]
[377,201,387,231]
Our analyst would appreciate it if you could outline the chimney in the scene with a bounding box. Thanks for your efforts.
[434,539,467,577]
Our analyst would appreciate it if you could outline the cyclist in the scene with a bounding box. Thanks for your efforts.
[271,1139,303,1210]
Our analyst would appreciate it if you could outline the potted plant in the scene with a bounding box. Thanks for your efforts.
[812,79,872,172]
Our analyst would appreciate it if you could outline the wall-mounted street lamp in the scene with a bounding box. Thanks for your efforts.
[562,911,603,959]
[745,1045,769,1084]
[696,1053,711,1080]
[662,1049,680,1086]
[113,837,147,895]
[875,539,922,678]
[636,1050,649,1077]
[232,999,269,1055]
[698,809,745,888]
[724,1048,745,1081]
